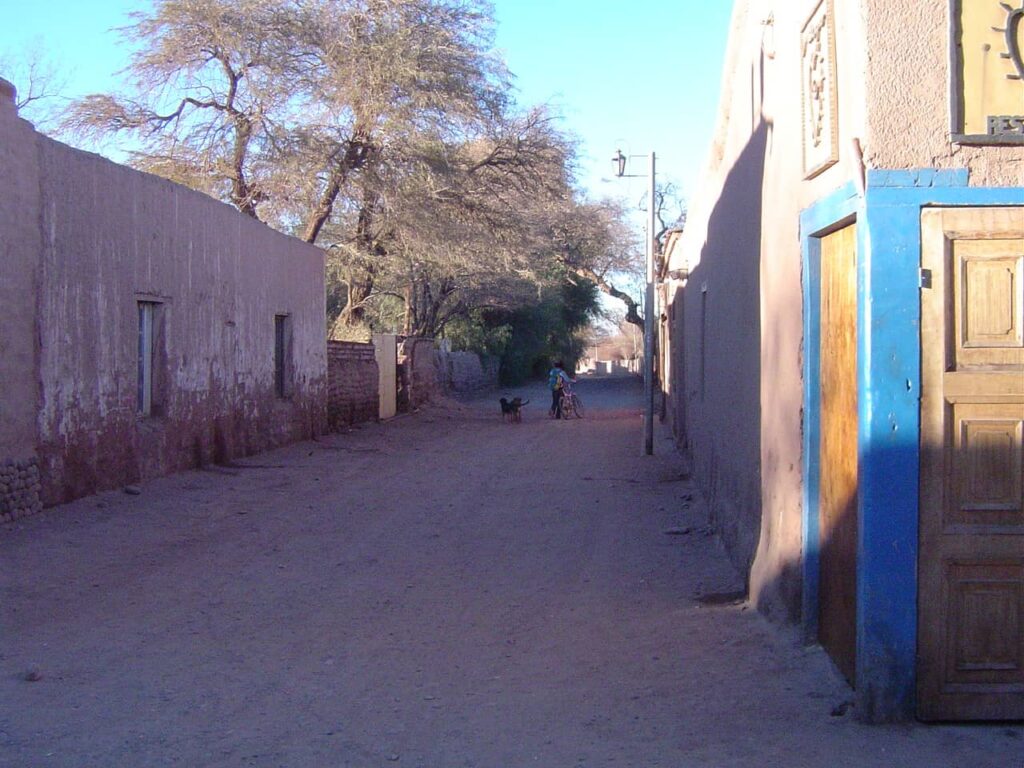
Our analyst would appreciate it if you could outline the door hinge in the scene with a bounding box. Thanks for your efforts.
[919,268,933,289]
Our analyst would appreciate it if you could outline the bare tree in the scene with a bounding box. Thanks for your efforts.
[317,102,577,337]
[650,180,687,277]
[0,41,67,129]
[550,199,647,328]
[63,0,322,217]
[63,0,529,332]
[60,0,638,341]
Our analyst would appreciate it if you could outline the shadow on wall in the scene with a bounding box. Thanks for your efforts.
[676,121,769,591]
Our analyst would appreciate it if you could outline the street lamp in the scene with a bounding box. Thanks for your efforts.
[613,148,656,456]
[613,149,628,178]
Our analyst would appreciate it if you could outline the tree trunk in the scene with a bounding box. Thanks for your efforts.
[568,265,644,328]
[302,131,375,245]
[338,271,374,328]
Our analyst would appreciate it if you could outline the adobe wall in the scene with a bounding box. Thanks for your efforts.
[398,338,440,411]
[670,0,1023,623]
[438,351,500,395]
[1,96,328,506]
[666,0,869,619]
[327,341,379,427]
[396,339,496,410]
[0,81,43,521]
[863,0,1023,186]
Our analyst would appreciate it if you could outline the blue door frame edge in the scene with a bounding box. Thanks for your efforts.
[800,169,1024,721]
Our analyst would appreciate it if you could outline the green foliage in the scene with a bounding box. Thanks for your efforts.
[448,279,599,386]
[445,313,513,357]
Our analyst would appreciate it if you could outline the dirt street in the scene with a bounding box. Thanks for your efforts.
[1,376,1020,767]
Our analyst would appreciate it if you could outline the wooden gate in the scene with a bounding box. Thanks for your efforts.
[919,207,1024,721]
[819,223,859,685]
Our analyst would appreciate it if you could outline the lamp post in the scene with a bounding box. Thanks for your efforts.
[613,149,656,456]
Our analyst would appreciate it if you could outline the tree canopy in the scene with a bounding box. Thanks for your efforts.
[59,0,649,365]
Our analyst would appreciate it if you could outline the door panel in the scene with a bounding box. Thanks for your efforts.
[919,207,1024,721]
[952,404,1023,528]
[818,223,858,685]
[954,240,1024,366]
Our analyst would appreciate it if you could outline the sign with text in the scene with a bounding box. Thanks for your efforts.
[952,0,1024,143]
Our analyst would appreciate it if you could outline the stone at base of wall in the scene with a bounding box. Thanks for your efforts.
[0,457,43,523]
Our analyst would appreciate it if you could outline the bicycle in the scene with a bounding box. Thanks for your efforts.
[560,384,584,419]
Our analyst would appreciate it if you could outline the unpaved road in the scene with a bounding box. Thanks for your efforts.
[1,376,1020,767]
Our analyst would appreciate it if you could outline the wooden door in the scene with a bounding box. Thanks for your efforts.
[819,223,859,684]
[919,207,1024,721]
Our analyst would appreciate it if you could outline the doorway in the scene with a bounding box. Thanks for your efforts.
[818,223,859,685]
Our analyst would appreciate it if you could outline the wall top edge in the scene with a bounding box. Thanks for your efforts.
[866,169,970,189]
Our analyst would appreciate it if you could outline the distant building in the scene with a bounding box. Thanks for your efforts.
[660,1,1023,721]
[0,79,327,514]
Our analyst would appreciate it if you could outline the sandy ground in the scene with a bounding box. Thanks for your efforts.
[1,375,1021,768]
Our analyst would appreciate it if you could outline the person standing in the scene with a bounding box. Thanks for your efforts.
[548,360,574,419]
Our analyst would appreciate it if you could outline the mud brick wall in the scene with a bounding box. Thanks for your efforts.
[327,341,379,428]
[0,457,42,523]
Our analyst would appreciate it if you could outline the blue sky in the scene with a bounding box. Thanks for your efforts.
[0,0,734,204]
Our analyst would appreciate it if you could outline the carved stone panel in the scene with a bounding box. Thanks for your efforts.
[801,0,839,179]
[951,0,1024,144]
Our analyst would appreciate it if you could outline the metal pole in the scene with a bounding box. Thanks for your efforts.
[643,151,656,455]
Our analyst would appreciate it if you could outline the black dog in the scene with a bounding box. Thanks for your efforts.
[510,397,529,422]
[499,397,514,422]
[499,397,530,423]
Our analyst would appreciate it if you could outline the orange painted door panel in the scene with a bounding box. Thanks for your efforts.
[819,223,859,685]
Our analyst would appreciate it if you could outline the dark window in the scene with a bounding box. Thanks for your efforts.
[699,286,708,401]
[274,314,291,398]
[138,302,157,414]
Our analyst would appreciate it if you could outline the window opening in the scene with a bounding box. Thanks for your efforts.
[138,302,157,415]
[275,314,292,398]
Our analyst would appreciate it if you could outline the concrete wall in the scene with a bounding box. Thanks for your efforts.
[327,341,379,427]
[373,334,398,420]
[0,82,328,508]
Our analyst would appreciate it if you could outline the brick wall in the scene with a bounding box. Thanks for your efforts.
[327,341,379,428]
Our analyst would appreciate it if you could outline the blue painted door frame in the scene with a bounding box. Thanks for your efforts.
[800,170,1024,722]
